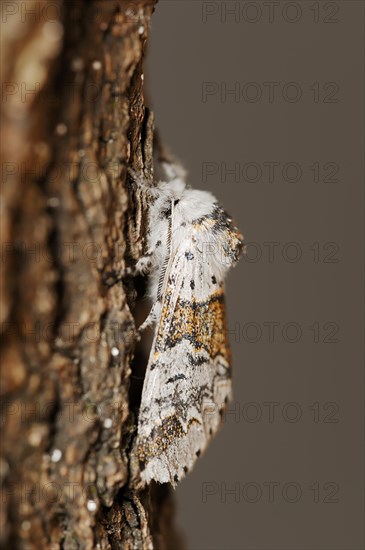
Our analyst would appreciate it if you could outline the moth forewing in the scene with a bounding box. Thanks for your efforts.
[132,168,243,485]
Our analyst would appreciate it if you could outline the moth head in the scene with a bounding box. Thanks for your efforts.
[151,178,187,220]
[157,178,186,201]
[153,179,217,224]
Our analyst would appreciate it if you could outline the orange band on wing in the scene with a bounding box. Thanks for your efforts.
[155,288,232,364]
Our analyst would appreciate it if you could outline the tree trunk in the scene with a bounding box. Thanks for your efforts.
[1,1,182,548]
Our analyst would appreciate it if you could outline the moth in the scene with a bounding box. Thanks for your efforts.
[130,163,243,485]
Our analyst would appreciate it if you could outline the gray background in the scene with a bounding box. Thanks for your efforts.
[146,2,364,549]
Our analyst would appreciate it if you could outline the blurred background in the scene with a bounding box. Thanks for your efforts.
[146,2,364,549]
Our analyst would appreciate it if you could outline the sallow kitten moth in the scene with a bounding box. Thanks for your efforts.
[130,163,243,485]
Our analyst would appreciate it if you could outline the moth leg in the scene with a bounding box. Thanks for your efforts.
[125,252,155,277]
[138,301,161,332]
[128,168,160,198]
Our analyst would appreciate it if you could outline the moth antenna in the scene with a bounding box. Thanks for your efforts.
[156,199,174,301]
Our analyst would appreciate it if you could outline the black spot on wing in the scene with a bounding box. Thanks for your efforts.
[166,373,187,384]
[187,353,207,367]
[185,251,194,260]
[190,279,195,290]
[160,206,172,219]
[179,292,224,309]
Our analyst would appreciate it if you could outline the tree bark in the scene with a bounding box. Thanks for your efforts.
[1,1,182,548]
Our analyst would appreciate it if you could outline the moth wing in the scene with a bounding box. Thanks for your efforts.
[136,231,232,485]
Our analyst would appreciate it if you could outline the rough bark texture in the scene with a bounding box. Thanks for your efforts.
[1,1,182,548]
